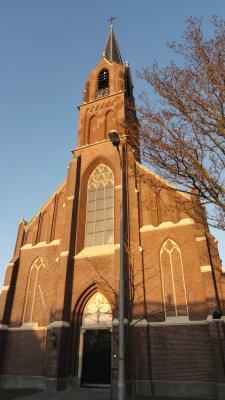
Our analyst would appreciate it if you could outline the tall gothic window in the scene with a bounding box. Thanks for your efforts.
[85,164,114,246]
[160,239,188,317]
[23,257,47,325]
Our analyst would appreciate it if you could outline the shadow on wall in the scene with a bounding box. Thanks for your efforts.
[0,326,58,378]
[0,296,224,387]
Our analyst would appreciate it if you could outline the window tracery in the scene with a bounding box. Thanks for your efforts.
[23,257,47,325]
[160,239,188,317]
[85,164,114,246]
[82,292,112,325]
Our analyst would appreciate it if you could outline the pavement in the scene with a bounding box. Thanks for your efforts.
[0,389,212,400]
[0,389,42,400]
[127,396,209,400]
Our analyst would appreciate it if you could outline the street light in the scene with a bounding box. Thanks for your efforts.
[108,130,125,400]
[212,309,225,377]
[213,310,222,320]
[108,130,121,148]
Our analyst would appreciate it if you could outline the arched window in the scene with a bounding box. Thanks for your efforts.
[54,192,65,239]
[105,110,115,138]
[82,292,112,326]
[96,69,109,99]
[88,115,98,143]
[39,211,49,242]
[160,239,188,317]
[25,229,33,244]
[98,68,109,89]
[23,257,47,325]
[85,164,114,246]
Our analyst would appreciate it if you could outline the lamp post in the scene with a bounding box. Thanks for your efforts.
[212,310,225,377]
[108,130,125,400]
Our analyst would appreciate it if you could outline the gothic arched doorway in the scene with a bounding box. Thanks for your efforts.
[78,292,112,387]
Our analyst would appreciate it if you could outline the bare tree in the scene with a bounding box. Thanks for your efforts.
[135,16,225,229]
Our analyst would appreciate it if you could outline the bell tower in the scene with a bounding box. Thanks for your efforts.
[77,24,138,151]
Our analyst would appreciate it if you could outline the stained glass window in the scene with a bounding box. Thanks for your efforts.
[86,164,114,246]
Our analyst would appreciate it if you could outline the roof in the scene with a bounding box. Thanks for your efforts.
[136,161,191,200]
[104,24,123,65]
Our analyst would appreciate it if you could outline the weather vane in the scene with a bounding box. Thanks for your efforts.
[108,16,117,26]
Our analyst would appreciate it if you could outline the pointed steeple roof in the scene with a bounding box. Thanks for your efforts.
[104,24,123,65]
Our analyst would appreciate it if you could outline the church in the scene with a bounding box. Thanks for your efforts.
[0,25,225,400]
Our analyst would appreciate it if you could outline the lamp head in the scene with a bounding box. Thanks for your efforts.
[212,309,222,320]
[108,130,120,147]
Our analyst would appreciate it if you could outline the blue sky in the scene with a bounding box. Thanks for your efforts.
[0,0,225,288]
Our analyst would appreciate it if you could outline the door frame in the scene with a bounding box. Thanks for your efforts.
[78,325,112,387]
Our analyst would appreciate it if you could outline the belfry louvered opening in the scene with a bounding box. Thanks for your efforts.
[98,69,109,89]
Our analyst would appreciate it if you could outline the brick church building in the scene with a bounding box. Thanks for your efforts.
[0,25,225,399]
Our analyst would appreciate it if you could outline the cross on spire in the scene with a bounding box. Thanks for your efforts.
[107,16,116,26]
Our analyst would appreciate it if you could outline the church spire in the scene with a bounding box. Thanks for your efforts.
[104,23,123,65]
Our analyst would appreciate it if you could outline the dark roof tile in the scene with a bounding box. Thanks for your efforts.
[104,25,123,65]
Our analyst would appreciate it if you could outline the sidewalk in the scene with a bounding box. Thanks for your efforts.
[127,396,209,400]
[0,388,212,400]
[0,389,42,400]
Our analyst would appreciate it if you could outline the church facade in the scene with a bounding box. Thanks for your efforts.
[0,26,225,399]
